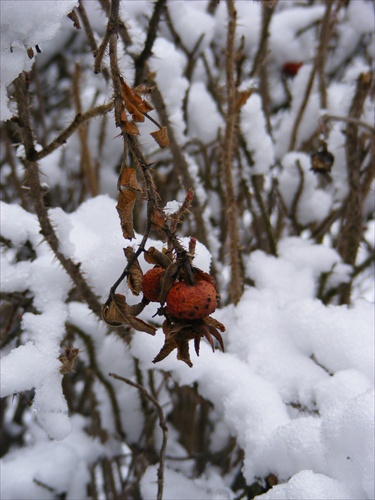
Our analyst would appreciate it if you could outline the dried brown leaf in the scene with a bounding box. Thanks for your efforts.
[153,337,178,364]
[116,189,137,240]
[127,315,157,336]
[103,294,156,335]
[102,294,127,325]
[124,247,143,295]
[175,338,193,367]
[199,324,215,352]
[150,127,170,148]
[122,120,140,136]
[144,247,172,268]
[118,167,143,192]
[235,88,254,111]
[158,261,180,303]
[120,76,154,122]
[59,347,80,374]
[151,206,166,231]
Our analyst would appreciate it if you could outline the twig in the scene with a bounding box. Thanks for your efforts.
[109,373,168,500]
[72,63,98,197]
[251,175,278,255]
[134,0,167,86]
[14,73,103,318]
[289,160,305,234]
[320,114,375,135]
[251,0,278,135]
[95,0,122,75]
[221,0,244,304]
[77,0,110,81]
[338,71,373,304]
[33,102,114,161]
[289,1,333,151]
[68,324,127,439]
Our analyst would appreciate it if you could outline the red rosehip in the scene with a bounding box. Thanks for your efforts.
[166,279,217,320]
[142,267,165,302]
[282,61,303,77]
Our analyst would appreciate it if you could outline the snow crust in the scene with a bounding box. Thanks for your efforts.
[1,190,373,500]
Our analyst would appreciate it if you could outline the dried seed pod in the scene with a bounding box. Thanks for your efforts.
[311,144,334,173]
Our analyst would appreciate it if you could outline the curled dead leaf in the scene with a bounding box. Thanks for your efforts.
[118,167,143,193]
[235,88,254,111]
[103,294,156,335]
[120,76,154,123]
[122,120,140,136]
[124,247,143,295]
[151,206,166,232]
[59,346,80,374]
[158,261,180,304]
[144,247,172,268]
[150,127,170,148]
[116,189,137,240]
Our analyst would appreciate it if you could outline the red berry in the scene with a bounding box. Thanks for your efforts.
[142,267,165,302]
[282,61,303,77]
[166,280,217,320]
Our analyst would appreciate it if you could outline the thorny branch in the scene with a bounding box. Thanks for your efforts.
[221,0,244,305]
[338,71,373,304]
[13,73,103,318]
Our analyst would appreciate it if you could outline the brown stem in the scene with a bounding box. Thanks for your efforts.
[251,1,278,135]
[320,113,375,135]
[72,63,98,196]
[134,0,167,86]
[289,160,305,234]
[338,71,373,304]
[289,1,333,151]
[77,0,110,81]
[33,102,114,161]
[14,73,103,318]
[221,0,244,305]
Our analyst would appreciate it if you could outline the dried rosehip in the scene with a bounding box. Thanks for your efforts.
[282,61,303,77]
[311,146,334,173]
[141,267,165,302]
[166,280,217,320]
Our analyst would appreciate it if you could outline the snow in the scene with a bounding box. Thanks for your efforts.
[241,94,274,175]
[149,38,189,143]
[256,470,354,500]
[187,81,223,143]
[0,0,78,121]
[278,153,332,225]
[168,1,216,53]
[0,415,104,499]
[1,0,374,499]
[141,465,234,500]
